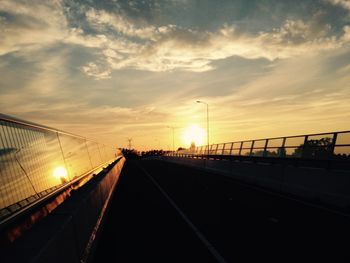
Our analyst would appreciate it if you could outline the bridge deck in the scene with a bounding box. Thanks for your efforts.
[93,159,217,263]
[94,159,350,262]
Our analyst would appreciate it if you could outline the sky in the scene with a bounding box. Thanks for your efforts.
[1,0,350,150]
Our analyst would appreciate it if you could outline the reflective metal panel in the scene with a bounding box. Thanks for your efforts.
[0,115,119,214]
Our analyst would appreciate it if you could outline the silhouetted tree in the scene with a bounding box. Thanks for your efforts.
[141,150,167,158]
[251,150,265,157]
[277,147,286,157]
[293,137,333,159]
[251,147,285,157]
[121,148,140,159]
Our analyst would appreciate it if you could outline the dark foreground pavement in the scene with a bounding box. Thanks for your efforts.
[94,159,350,262]
[93,160,217,263]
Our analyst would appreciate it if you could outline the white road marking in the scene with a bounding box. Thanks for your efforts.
[138,164,228,263]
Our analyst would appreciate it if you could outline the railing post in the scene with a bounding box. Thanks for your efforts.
[263,139,268,157]
[331,132,338,157]
[250,140,255,156]
[302,135,309,158]
[230,142,234,155]
[238,142,243,156]
[281,137,286,157]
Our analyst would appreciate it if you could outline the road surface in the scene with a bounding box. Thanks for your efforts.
[94,159,350,262]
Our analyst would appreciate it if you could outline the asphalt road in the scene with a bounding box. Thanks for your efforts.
[94,159,350,262]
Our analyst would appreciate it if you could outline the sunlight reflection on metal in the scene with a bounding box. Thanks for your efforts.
[53,166,69,184]
[0,113,121,219]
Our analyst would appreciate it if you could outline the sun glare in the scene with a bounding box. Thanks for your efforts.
[53,166,69,183]
[182,124,206,147]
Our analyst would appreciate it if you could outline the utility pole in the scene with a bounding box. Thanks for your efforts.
[196,101,210,156]
[167,126,175,153]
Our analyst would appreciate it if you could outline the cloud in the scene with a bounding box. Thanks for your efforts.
[0,0,68,55]
[85,9,158,39]
[81,62,111,80]
[327,0,350,10]
[1,1,349,76]
[80,8,349,74]
[141,38,350,139]
[341,25,350,42]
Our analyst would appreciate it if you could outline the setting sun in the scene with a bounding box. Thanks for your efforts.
[182,124,206,147]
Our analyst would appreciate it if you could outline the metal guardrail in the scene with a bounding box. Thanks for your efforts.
[170,131,350,160]
[0,113,121,221]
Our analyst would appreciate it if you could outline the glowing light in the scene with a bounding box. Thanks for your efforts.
[182,124,206,147]
[53,166,69,183]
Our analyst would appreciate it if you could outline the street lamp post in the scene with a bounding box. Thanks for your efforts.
[167,126,175,154]
[196,101,209,156]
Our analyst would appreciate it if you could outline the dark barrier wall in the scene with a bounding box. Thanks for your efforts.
[3,157,125,263]
[162,156,350,210]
